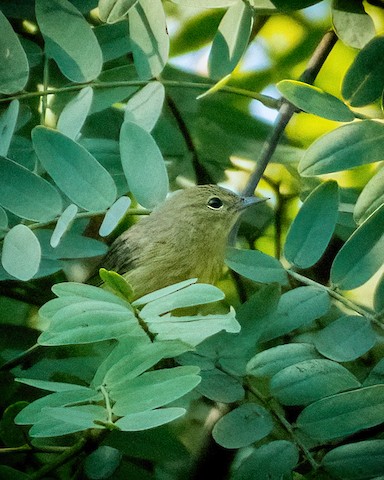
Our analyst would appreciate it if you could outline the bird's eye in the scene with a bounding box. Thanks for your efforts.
[207,197,224,210]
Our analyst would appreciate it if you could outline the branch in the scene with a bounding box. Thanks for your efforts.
[242,30,338,196]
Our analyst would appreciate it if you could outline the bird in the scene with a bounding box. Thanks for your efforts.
[100,184,265,299]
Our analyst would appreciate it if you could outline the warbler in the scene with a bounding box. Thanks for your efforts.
[101,184,264,299]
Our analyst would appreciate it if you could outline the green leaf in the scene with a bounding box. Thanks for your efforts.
[32,126,117,211]
[171,0,237,6]
[132,279,197,307]
[0,100,19,156]
[16,378,87,392]
[129,0,169,79]
[139,283,224,319]
[124,82,165,132]
[322,440,384,480]
[35,229,108,259]
[38,297,139,346]
[36,0,103,82]
[342,35,384,107]
[212,403,273,448]
[225,247,288,285]
[94,22,132,62]
[1,225,41,281]
[57,86,93,140]
[296,385,384,441]
[111,366,201,415]
[0,466,30,479]
[30,405,106,437]
[51,281,130,306]
[208,0,253,79]
[50,204,79,248]
[354,167,384,224]
[0,11,29,94]
[259,286,330,342]
[99,0,139,23]
[233,441,299,480]
[99,269,134,300]
[299,120,384,176]
[197,369,244,403]
[84,446,122,480]
[314,315,376,362]
[148,308,240,346]
[99,197,131,237]
[15,388,102,425]
[247,343,320,377]
[277,80,354,122]
[284,181,339,268]
[120,121,169,208]
[115,407,186,431]
[270,359,361,406]
[0,155,63,222]
[332,0,376,49]
[0,207,8,233]
[330,204,384,290]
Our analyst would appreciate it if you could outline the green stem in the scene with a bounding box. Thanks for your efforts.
[100,385,113,423]
[246,382,319,470]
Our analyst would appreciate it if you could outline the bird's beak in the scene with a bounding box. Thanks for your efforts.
[239,195,268,210]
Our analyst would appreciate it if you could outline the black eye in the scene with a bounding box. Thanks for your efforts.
[207,197,224,210]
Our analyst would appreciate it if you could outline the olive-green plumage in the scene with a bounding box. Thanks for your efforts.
[102,185,261,299]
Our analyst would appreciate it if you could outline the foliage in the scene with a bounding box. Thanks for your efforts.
[0,0,384,479]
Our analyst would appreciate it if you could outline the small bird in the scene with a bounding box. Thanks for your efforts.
[101,184,264,299]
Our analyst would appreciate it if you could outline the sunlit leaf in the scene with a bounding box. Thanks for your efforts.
[115,407,186,431]
[0,100,19,156]
[99,0,139,23]
[299,120,384,176]
[124,82,165,132]
[99,196,131,237]
[277,80,354,122]
[50,204,78,248]
[36,0,102,82]
[57,86,93,140]
[208,0,253,79]
[354,167,384,224]
[129,0,169,79]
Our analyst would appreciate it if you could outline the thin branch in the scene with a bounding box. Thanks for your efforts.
[242,30,338,196]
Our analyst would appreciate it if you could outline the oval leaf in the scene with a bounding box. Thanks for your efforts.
[1,225,41,280]
[330,204,384,290]
[225,247,288,285]
[270,359,361,406]
[297,385,384,441]
[36,0,102,82]
[284,181,339,268]
[32,126,117,212]
[50,204,79,248]
[57,86,93,140]
[99,196,131,237]
[115,407,186,431]
[119,121,169,208]
[212,403,273,448]
[0,11,29,94]
[322,440,384,480]
[354,167,384,224]
[0,155,63,222]
[208,0,253,79]
[342,35,384,107]
[332,0,376,49]
[124,81,165,132]
[299,120,384,176]
[314,315,376,362]
[277,80,354,122]
[129,0,169,79]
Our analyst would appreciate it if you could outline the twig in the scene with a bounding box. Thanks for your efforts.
[242,30,338,196]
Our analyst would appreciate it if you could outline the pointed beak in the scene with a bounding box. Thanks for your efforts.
[239,195,268,211]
